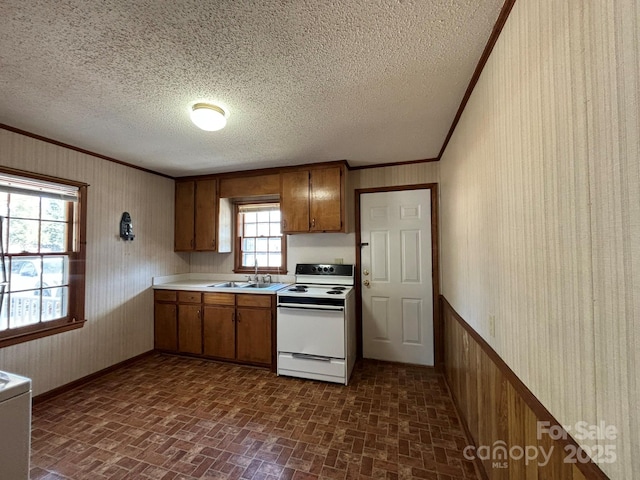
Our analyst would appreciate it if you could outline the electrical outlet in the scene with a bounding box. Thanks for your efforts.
[334,258,343,264]
[489,314,496,337]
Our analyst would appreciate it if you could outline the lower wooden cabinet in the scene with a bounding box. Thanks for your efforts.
[154,289,274,368]
[203,305,235,359]
[176,291,203,354]
[235,293,272,364]
[154,290,178,351]
[204,293,273,366]
[236,307,271,364]
[154,302,177,351]
[178,304,202,354]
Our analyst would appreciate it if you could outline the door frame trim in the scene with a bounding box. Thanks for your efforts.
[355,183,441,367]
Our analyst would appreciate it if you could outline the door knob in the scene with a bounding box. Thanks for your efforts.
[363,280,370,287]
[363,269,369,276]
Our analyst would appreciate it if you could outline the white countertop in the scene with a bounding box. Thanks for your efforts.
[153,273,293,294]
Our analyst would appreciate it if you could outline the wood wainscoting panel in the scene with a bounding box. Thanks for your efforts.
[442,296,608,480]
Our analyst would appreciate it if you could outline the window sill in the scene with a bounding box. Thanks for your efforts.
[233,268,288,275]
[0,319,86,348]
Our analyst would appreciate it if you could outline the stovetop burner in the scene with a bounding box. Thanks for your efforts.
[289,285,308,292]
[283,284,354,298]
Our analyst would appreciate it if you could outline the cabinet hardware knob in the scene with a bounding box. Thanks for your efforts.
[311,218,316,228]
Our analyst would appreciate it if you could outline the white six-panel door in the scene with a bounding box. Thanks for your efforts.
[360,189,434,365]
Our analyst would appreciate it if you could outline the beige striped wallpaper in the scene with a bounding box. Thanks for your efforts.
[0,129,189,395]
[350,162,440,190]
[439,1,639,478]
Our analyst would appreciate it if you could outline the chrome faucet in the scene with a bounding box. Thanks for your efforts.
[262,274,272,285]
[253,259,259,283]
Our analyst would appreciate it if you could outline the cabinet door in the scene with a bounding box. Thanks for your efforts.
[310,166,342,231]
[281,170,310,233]
[236,308,272,364]
[203,306,236,360]
[175,181,195,251]
[154,302,177,351]
[178,304,202,354]
[195,179,217,251]
[220,174,280,197]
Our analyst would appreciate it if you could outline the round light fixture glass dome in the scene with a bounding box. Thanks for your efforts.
[190,103,227,131]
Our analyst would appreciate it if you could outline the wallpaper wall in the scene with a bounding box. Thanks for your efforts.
[439,1,639,478]
[350,162,439,190]
[0,129,189,395]
[189,233,356,276]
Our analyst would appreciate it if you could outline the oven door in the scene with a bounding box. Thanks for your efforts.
[277,304,345,358]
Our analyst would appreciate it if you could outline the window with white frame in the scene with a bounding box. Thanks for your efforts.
[0,168,87,347]
[234,203,285,274]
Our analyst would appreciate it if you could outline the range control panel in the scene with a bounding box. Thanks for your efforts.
[295,264,354,276]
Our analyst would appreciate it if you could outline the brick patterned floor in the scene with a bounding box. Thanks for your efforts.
[30,354,478,480]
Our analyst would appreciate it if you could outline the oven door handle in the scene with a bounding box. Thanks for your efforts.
[291,353,332,362]
[277,305,344,312]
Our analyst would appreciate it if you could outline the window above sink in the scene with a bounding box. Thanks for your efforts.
[234,202,286,275]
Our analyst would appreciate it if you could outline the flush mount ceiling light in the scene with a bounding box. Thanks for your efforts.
[190,103,227,131]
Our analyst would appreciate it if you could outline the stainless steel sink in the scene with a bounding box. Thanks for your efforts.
[207,281,279,289]
[242,283,273,289]
[208,281,251,288]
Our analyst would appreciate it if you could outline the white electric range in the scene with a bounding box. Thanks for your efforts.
[276,263,356,385]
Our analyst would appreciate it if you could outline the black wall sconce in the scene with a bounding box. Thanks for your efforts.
[119,212,135,241]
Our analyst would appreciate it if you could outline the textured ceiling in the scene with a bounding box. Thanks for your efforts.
[0,0,504,177]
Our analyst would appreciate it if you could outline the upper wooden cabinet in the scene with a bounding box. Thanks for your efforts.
[309,166,343,232]
[175,181,195,251]
[174,179,217,251]
[194,179,217,250]
[219,174,280,198]
[281,165,344,233]
[280,170,310,232]
[174,162,347,245]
